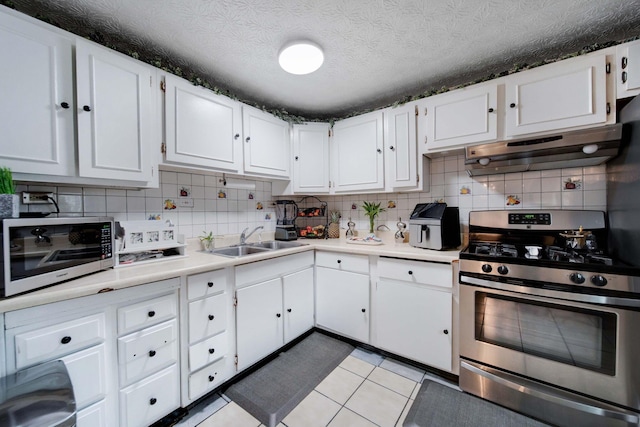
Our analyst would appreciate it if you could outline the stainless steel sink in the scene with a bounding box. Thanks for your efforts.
[209,245,272,257]
[248,240,308,250]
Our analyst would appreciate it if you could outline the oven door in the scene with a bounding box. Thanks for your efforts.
[459,274,640,421]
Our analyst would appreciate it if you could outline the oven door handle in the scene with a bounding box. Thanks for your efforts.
[461,360,640,425]
[460,274,640,308]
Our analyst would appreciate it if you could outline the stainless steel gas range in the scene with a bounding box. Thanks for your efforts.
[458,210,640,427]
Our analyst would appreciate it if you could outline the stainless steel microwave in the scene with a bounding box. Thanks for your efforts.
[1,217,114,297]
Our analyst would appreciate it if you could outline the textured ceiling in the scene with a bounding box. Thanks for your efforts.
[7,0,640,119]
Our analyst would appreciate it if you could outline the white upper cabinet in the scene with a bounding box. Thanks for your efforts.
[617,40,640,99]
[75,38,156,182]
[504,53,609,137]
[292,123,330,193]
[384,103,418,189]
[164,74,243,172]
[242,105,291,179]
[423,83,499,151]
[331,111,384,193]
[0,9,75,176]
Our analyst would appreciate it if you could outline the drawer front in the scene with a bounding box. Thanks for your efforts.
[315,251,369,274]
[189,357,229,400]
[187,269,228,300]
[76,399,108,427]
[61,344,106,410]
[188,293,227,344]
[378,258,452,288]
[189,332,228,372]
[118,319,178,386]
[14,313,105,370]
[118,292,177,335]
[236,251,314,286]
[120,364,180,427]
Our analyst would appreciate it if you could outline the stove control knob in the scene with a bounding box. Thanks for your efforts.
[497,265,509,275]
[569,273,585,284]
[481,264,492,273]
[591,275,608,287]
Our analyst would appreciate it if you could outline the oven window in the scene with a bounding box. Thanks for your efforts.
[475,292,616,375]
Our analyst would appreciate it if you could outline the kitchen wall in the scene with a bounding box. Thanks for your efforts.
[17,153,607,239]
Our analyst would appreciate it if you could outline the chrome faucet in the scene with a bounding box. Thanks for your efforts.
[240,226,264,245]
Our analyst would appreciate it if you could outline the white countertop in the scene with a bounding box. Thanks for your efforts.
[0,231,461,313]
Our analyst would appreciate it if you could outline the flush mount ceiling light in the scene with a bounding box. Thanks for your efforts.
[278,42,324,75]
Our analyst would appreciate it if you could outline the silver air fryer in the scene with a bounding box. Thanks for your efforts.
[408,203,461,250]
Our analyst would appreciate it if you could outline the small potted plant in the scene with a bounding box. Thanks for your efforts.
[362,201,385,235]
[199,231,215,251]
[0,167,19,219]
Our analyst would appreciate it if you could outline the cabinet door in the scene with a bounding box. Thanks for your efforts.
[617,40,640,98]
[236,278,284,370]
[385,104,418,189]
[76,38,155,182]
[316,267,369,343]
[505,54,608,137]
[376,280,452,371]
[242,105,290,178]
[292,123,330,193]
[61,344,107,410]
[282,267,314,343]
[331,112,384,193]
[164,74,242,172]
[425,83,498,150]
[0,11,75,176]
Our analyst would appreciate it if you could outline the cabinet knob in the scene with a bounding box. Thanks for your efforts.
[208,281,214,288]
[443,329,449,335]
[208,374,215,382]
[488,107,494,113]
[60,102,70,109]
[408,270,413,275]
[276,313,281,318]
[376,148,382,153]
[234,133,240,139]
[509,103,516,108]
[60,336,72,344]
[337,259,342,264]
[245,136,251,143]
[209,348,215,354]
[361,308,366,313]
[148,310,156,317]
[150,398,157,405]
[83,105,92,112]
[208,314,214,321]
[149,350,156,357]
[295,156,299,161]
[287,308,292,312]
[389,146,395,151]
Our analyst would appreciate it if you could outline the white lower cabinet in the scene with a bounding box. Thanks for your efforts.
[315,252,370,343]
[235,252,315,371]
[76,399,108,427]
[374,258,454,372]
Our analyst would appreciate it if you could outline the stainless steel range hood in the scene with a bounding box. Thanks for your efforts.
[464,124,622,176]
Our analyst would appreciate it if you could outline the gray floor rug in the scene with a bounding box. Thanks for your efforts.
[404,380,550,427]
[224,332,354,427]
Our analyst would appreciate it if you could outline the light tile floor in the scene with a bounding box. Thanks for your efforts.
[175,346,460,427]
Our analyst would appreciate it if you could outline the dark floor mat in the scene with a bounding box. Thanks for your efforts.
[224,332,354,427]
[404,380,550,427]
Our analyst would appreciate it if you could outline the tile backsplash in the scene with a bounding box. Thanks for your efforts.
[17,154,607,239]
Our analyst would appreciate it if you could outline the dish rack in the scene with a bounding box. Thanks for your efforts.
[296,196,328,239]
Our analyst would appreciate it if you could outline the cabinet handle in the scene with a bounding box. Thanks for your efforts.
[245,136,251,143]
[209,348,215,354]
[389,146,395,151]
[150,398,157,405]
[208,374,215,382]
[376,148,382,153]
[622,71,628,84]
[276,313,281,318]
[408,270,413,275]
[60,336,72,344]
[337,259,342,264]
[208,314,214,321]
[443,329,449,335]
[488,108,494,113]
[234,133,240,140]
[60,102,70,109]
[509,103,516,108]
[207,281,214,288]
[361,308,366,313]
[149,350,156,357]
[295,156,299,161]
[82,105,92,112]
[287,308,292,312]
[148,310,156,317]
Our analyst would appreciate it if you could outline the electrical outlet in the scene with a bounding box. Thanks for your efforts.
[22,192,54,204]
